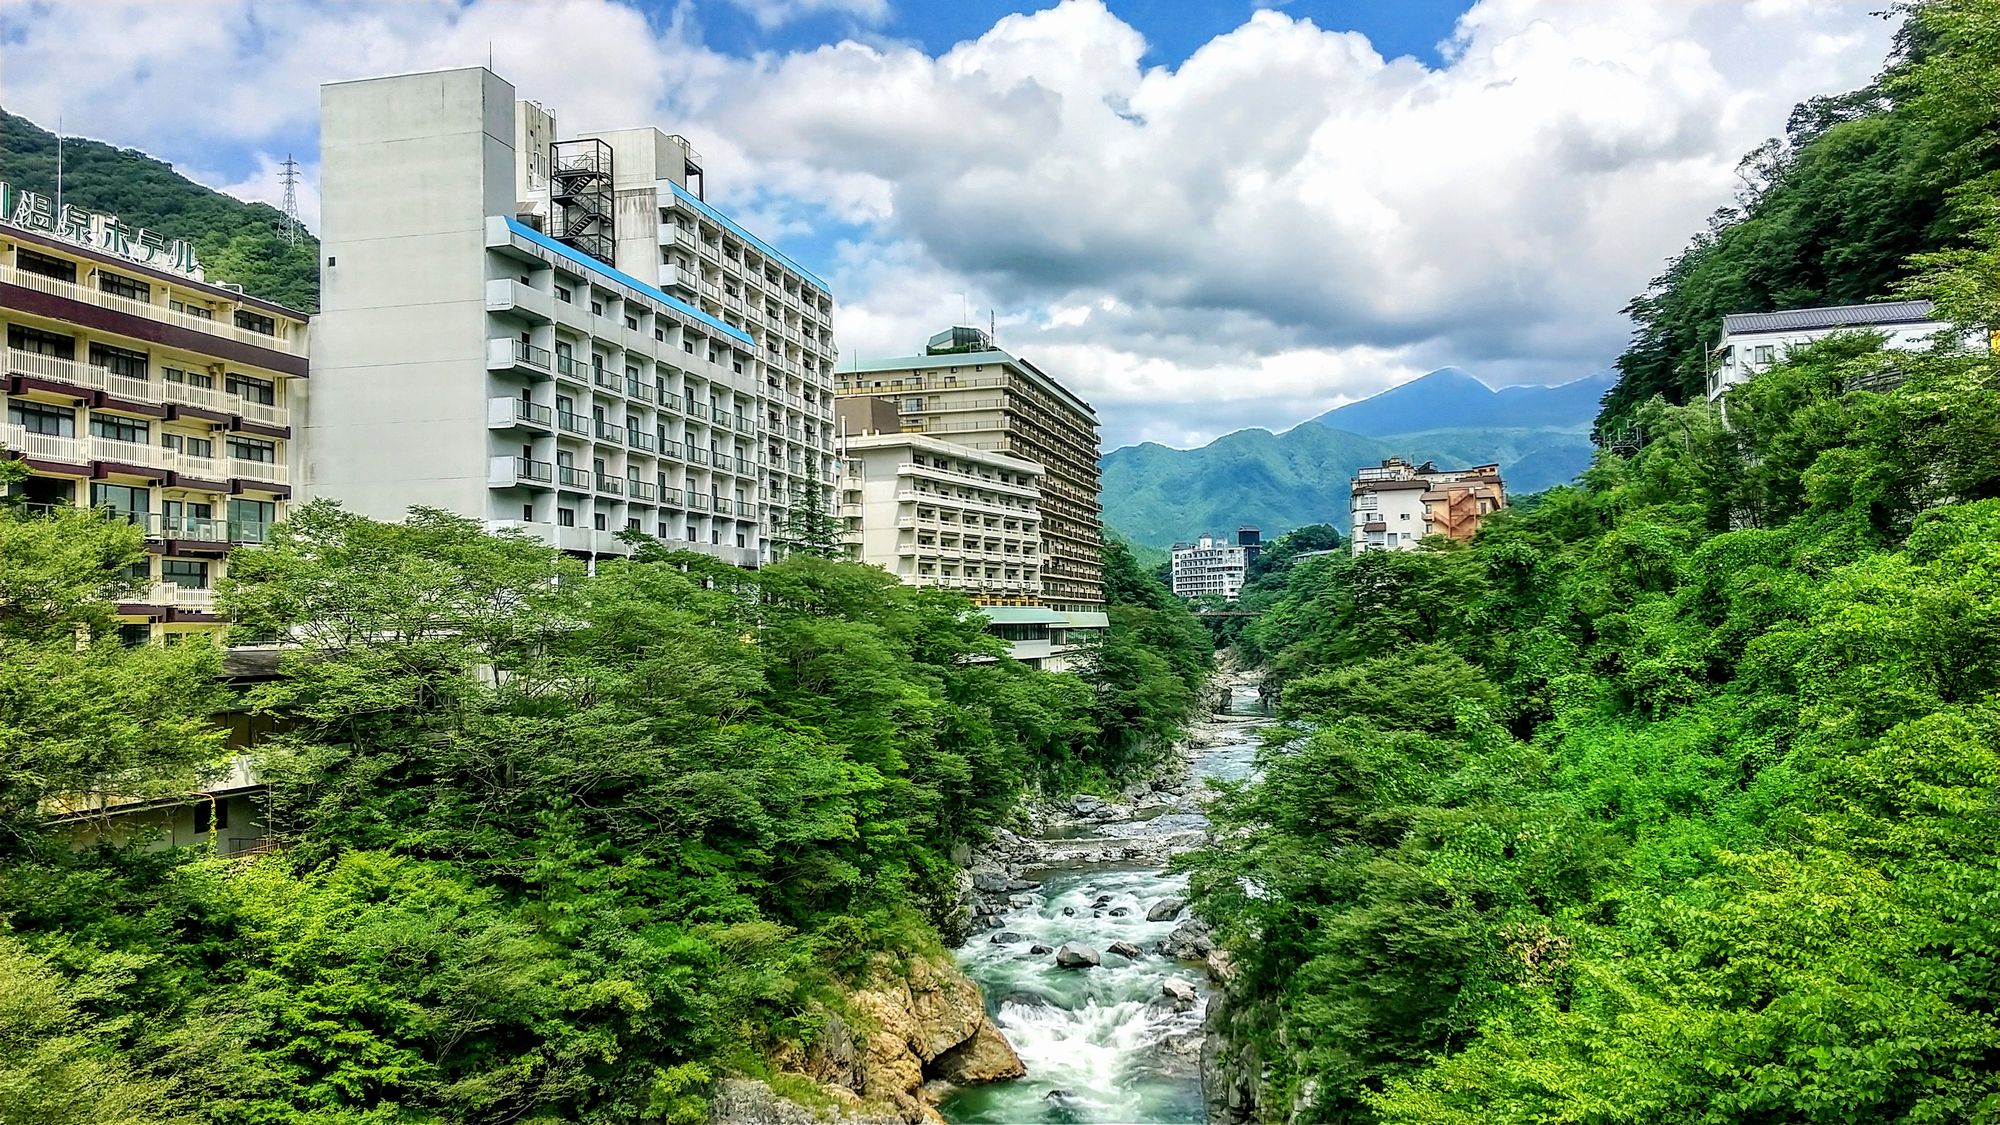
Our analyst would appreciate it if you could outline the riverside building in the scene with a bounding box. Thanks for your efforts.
[1707,300,1958,401]
[309,67,837,567]
[1170,533,1252,600]
[0,190,308,642]
[1350,457,1506,553]
[834,326,1103,619]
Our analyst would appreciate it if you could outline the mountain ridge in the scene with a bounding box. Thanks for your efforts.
[1101,369,1608,547]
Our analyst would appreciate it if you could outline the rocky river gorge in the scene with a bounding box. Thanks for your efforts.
[941,680,1269,1124]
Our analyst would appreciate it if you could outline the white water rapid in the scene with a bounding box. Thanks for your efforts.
[942,687,1266,1124]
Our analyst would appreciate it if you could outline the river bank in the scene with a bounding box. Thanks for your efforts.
[940,675,1270,1123]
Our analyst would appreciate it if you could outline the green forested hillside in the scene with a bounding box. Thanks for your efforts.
[1595,0,2000,436]
[0,109,319,310]
[1101,422,1592,548]
[1188,5,2000,1119]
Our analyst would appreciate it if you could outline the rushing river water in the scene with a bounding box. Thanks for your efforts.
[942,688,1266,1124]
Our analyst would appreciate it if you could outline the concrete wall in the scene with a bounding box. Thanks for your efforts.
[305,67,517,522]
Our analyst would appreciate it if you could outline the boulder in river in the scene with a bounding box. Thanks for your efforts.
[970,871,1012,893]
[1070,794,1108,815]
[1028,944,1053,955]
[1108,907,1130,917]
[1161,977,1198,1010]
[1147,896,1188,922]
[1107,940,1144,959]
[1061,906,1076,917]
[989,931,1026,945]
[1054,943,1101,968]
[932,1021,1027,1084]
[1159,918,1215,959]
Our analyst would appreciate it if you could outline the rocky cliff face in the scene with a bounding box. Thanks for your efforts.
[721,952,1024,1124]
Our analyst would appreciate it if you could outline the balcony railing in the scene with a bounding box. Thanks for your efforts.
[556,411,589,436]
[557,465,592,490]
[4,349,292,426]
[593,419,624,444]
[489,397,553,428]
[488,456,552,487]
[142,582,219,611]
[689,448,711,466]
[554,354,588,384]
[624,378,655,403]
[595,474,623,496]
[627,429,657,452]
[628,478,657,501]
[0,266,305,355]
[591,366,620,393]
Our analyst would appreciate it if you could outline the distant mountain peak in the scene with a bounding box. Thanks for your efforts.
[1315,367,1610,437]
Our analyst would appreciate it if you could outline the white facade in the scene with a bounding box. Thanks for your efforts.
[308,67,836,566]
[1708,300,1957,400]
[1170,536,1247,599]
[1350,481,1429,553]
[839,432,1044,600]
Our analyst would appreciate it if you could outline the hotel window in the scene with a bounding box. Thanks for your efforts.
[89,342,149,379]
[1754,345,1775,364]
[7,400,74,436]
[90,482,149,521]
[226,436,276,463]
[16,248,76,283]
[226,373,276,405]
[161,559,210,589]
[593,512,607,531]
[90,414,151,444]
[8,324,75,359]
[164,367,214,389]
[234,309,277,336]
[169,299,214,320]
[555,285,573,303]
[557,507,576,527]
[162,432,214,458]
[590,299,604,316]
[624,315,638,330]
[98,271,151,301]
[228,498,276,543]
[163,499,212,531]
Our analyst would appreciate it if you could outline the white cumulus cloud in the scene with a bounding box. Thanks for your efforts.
[1,0,1898,448]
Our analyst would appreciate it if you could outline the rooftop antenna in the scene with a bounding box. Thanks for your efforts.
[989,308,995,343]
[279,154,303,245]
[54,116,64,216]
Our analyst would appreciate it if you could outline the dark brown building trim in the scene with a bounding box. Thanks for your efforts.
[0,282,309,377]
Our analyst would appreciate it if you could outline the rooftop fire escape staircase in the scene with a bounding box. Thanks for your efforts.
[549,138,616,268]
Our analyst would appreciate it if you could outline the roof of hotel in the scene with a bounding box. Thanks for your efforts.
[843,431,1044,475]
[503,216,754,348]
[666,182,829,295]
[980,606,1070,626]
[836,348,1098,420]
[1722,299,1939,335]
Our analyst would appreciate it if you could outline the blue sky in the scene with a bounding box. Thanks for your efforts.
[691,0,1472,67]
[3,0,1898,450]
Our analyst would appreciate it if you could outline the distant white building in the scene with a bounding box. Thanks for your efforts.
[1708,300,1956,400]
[1171,535,1249,599]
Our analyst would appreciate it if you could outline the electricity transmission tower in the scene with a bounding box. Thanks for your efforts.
[280,155,303,245]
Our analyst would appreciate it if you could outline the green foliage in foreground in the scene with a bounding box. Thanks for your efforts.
[0,501,1205,1122]
[1183,207,2000,1120]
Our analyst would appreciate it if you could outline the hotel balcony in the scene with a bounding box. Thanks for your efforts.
[4,348,290,429]
[489,455,553,488]
[0,266,306,356]
[484,278,553,324]
[488,397,553,431]
[487,337,553,379]
[1,422,287,487]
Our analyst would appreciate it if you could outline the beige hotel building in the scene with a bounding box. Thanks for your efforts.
[0,188,307,643]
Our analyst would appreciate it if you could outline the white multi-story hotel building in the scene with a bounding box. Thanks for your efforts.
[839,432,1044,601]
[1708,300,1957,401]
[1170,536,1248,599]
[308,67,836,565]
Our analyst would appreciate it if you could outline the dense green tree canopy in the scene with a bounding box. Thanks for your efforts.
[1185,80,2000,1117]
[0,494,1206,1120]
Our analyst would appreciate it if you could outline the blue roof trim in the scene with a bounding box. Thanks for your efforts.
[666,182,830,295]
[501,216,755,349]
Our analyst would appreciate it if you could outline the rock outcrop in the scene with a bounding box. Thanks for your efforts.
[739,953,1024,1125]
